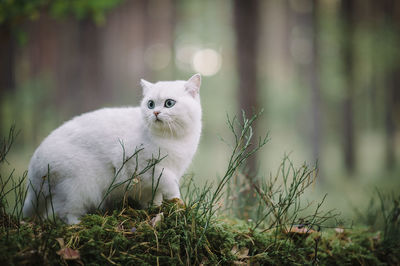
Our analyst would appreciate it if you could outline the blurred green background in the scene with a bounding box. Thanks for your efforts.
[1,0,399,219]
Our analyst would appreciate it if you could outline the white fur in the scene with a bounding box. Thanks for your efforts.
[23,74,202,224]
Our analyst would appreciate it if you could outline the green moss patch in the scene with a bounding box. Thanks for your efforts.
[1,201,398,265]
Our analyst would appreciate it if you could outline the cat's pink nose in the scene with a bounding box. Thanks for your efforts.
[154,111,160,117]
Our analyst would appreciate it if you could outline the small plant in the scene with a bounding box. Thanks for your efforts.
[97,141,165,210]
[252,156,337,233]
[0,125,27,226]
[355,189,400,264]
[217,112,337,236]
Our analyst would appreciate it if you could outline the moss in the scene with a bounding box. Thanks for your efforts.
[0,202,399,265]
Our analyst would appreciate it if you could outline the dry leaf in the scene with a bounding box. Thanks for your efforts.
[284,226,317,240]
[57,247,80,260]
[231,245,238,254]
[56,238,65,248]
[284,226,316,235]
[334,227,348,240]
[150,212,164,227]
[231,245,249,259]
[335,228,344,234]
[237,247,249,259]
[56,238,81,261]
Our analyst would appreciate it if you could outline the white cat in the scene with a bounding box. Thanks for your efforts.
[22,74,202,224]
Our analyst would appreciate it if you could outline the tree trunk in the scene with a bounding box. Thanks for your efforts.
[25,13,59,143]
[385,70,396,169]
[310,0,322,168]
[233,0,260,178]
[289,0,322,178]
[78,19,106,112]
[143,0,176,80]
[341,0,356,174]
[0,25,14,95]
[101,0,147,105]
[384,0,400,169]
[0,24,15,136]
[233,0,260,218]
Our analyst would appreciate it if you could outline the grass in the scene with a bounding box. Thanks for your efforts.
[1,113,400,265]
[0,202,391,265]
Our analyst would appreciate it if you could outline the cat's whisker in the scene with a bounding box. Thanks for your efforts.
[170,121,179,134]
[160,120,169,138]
[167,121,174,138]
[173,120,185,133]
[164,123,169,138]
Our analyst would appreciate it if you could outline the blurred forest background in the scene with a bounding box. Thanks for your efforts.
[1,0,399,219]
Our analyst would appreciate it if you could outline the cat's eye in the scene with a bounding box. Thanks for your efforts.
[147,100,155,109]
[164,99,176,108]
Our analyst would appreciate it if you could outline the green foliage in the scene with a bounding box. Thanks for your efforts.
[0,0,123,26]
[354,190,400,265]
[0,0,122,47]
[0,125,26,222]
[49,0,123,25]
[0,0,45,25]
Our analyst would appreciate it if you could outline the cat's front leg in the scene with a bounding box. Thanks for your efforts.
[146,186,183,207]
[160,173,185,207]
[153,168,181,201]
[151,191,163,206]
[146,168,183,207]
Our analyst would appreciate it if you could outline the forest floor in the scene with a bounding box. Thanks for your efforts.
[1,200,399,266]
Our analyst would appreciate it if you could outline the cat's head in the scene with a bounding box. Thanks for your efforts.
[140,74,202,137]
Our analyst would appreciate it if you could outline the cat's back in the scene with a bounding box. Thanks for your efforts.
[31,107,142,164]
[46,107,141,142]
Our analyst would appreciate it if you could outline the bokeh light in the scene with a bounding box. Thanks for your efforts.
[192,48,222,76]
[175,44,199,72]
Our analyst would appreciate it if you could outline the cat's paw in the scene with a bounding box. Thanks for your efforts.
[164,198,185,208]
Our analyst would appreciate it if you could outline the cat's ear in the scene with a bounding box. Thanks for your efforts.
[185,73,201,97]
[140,79,153,95]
